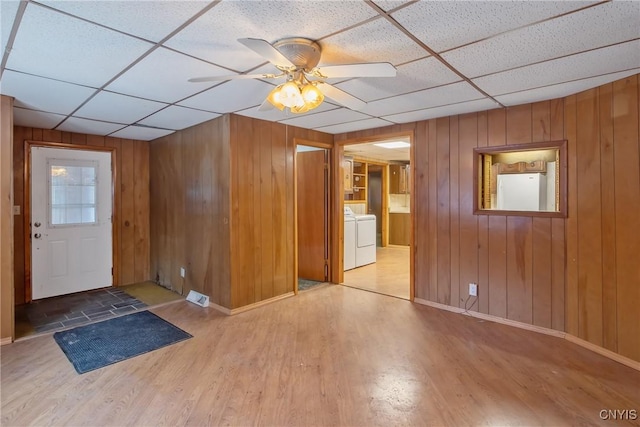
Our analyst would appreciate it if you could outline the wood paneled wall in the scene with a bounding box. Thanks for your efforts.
[150,116,231,307]
[12,127,150,304]
[1,96,14,342]
[565,76,640,360]
[229,115,332,308]
[335,74,640,363]
[150,114,332,310]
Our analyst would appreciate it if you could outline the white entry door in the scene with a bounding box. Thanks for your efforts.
[31,147,113,300]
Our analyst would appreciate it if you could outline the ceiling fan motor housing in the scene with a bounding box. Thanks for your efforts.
[273,37,322,71]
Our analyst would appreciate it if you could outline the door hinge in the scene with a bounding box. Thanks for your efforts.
[324,163,329,170]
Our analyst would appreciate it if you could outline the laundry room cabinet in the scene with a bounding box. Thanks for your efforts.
[344,160,367,202]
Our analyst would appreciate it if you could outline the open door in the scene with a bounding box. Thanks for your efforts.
[296,146,329,282]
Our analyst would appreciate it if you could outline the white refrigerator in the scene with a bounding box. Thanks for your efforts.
[497,173,547,211]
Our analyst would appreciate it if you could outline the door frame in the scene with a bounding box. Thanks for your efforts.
[293,138,333,293]
[333,130,415,301]
[23,140,118,303]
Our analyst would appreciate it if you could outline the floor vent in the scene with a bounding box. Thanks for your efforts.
[186,290,210,307]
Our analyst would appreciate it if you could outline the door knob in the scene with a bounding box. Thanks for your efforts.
[34,233,42,239]
[34,222,41,227]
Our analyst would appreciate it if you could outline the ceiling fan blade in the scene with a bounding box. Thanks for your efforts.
[317,83,366,111]
[315,62,396,79]
[188,73,280,83]
[238,38,296,70]
[258,97,276,112]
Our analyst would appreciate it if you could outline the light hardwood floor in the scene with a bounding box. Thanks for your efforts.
[2,285,639,426]
[343,245,410,299]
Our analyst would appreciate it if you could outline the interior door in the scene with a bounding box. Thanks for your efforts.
[296,148,328,282]
[31,146,113,300]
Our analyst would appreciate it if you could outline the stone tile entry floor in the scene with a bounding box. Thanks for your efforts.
[19,287,147,335]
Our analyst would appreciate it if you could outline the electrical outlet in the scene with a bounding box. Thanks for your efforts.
[469,283,477,297]
[180,267,186,278]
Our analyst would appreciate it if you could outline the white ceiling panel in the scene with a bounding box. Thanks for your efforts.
[12,107,65,129]
[56,117,125,136]
[495,69,640,107]
[474,40,640,96]
[178,79,276,113]
[139,105,221,131]
[315,118,394,134]
[106,47,231,104]
[361,82,484,117]
[319,17,424,66]
[344,141,410,162]
[1,0,637,139]
[1,0,20,48]
[74,91,167,124]
[165,0,378,72]
[383,98,500,124]
[334,57,461,102]
[391,1,598,53]
[6,3,154,87]
[1,70,96,114]
[371,1,413,13]
[110,126,175,141]
[443,1,640,78]
[279,108,371,129]
[39,1,210,43]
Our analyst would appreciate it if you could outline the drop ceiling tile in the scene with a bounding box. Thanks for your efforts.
[74,91,168,124]
[383,98,500,124]
[371,1,414,13]
[314,118,394,134]
[495,69,640,107]
[110,126,175,141]
[443,1,640,78]
[106,47,231,104]
[333,57,461,102]
[473,40,640,96]
[319,17,424,66]
[139,105,221,131]
[391,1,598,52]
[165,1,377,72]
[178,79,276,113]
[57,117,125,136]
[361,82,484,117]
[39,1,209,42]
[1,0,20,48]
[1,70,96,114]
[279,108,371,129]
[13,107,65,129]
[6,3,153,87]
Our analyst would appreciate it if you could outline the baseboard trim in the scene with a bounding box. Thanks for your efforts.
[207,292,295,316]
[230,292,295,315]
[414,298,565,338]
[565,334,640,371]
[1,337,13,346]
[207,301,231,315]
[414,298,639,372]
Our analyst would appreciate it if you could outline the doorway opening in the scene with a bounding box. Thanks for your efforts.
[342,136,412,300]
[295,141,331,292]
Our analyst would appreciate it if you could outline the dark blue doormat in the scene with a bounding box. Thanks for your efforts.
[53,310,192,374]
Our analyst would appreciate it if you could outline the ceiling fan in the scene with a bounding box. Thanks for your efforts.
[188,37,396,113]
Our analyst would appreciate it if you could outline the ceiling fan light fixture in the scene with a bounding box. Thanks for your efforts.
[266,85,286,110]
[278,81,304,108]
[301,83,324,108]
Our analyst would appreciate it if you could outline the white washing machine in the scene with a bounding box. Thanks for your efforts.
[344,215,356,271]
[355,214,377,267]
